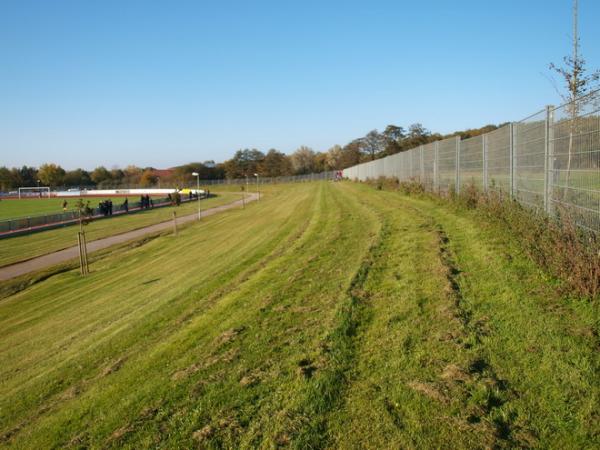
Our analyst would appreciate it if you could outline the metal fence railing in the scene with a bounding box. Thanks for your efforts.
[0,196,193,235]
[343,90,600,233]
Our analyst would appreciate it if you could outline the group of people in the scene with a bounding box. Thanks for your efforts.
[140,194,153,209]
[99,199,114,216]
[167,192,181,206]
[60,193,189,219]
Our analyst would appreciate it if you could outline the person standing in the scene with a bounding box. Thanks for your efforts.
[123,198,129,213]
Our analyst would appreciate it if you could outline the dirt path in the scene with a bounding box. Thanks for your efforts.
[0,194,258,281]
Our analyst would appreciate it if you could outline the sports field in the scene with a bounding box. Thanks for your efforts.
[0,192,239,267]
[0,182,597,448]
[0,196,168,221]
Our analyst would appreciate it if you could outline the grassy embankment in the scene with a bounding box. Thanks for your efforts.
[0,192,239,267]
[0,182,597,449]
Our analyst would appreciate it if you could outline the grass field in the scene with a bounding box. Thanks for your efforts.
[0,192,240,267]
[0,196,171,221]
[0,182,598,449]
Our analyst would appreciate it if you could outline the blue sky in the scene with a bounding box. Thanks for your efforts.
[1,0,599,169]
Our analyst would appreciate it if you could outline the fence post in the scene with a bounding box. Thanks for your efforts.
[419,145,425,183]
[483,135,488,192]
[509,123,515,198]
[455,136,461,194]
[434,141,439,192]
[545,105,555,216]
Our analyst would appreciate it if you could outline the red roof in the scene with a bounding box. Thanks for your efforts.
[152,169,175,178]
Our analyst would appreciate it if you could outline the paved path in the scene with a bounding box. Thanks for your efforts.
[0,194,257,281]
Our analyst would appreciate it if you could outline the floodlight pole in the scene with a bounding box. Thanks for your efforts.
[192,172,201,220]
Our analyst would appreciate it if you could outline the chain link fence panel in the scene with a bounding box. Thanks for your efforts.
[342,90,600,233]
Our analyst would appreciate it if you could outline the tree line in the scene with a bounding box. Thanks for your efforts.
[0,162,227,191]
[0,122,500,191]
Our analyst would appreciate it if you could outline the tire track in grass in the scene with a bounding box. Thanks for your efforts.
[383,191,598,447]
[326,184,515,448]
[211,182,380,448]
[433,222,516,447]
[289,193,389,449]
[352,190,514,446]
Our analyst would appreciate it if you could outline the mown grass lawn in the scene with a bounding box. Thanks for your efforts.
[0,182,597,449]
[0,192,240,267]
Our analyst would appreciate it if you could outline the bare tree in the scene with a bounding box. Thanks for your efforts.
[549,0,599,198]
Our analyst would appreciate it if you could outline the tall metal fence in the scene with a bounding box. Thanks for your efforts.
[194,171,338,186]
[343,90,600,233]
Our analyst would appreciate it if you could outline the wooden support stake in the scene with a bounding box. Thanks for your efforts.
[81,231,89,274]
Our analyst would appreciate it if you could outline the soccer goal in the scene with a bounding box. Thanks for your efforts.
[18,186,51,199]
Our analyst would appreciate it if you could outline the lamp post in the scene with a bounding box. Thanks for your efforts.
[254,173,260,201]
[192,172,201,220]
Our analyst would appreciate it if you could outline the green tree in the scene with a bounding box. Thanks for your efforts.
[110,168,125,186]
[338,142,361,169]
[10,166,38,187]
[402,123,431,149]
[63,169,92,187]
[37,163,66,188]
[260,149,292,177]
[223,149,265,179]
[357,130,386,161]
[313,152,329,173]
[0,167,13,191]
[383,125,406,155]
[325,145,343,170]
[139,170,159,187]
[123,165,143,186]
[90,166,112,187]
